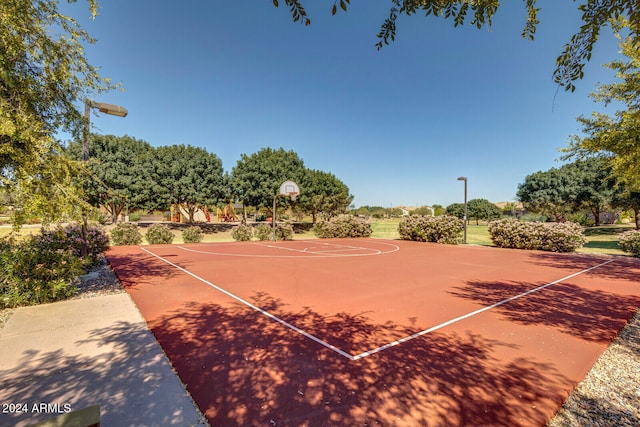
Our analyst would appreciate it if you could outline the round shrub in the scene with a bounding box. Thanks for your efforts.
[182,226,204,243]
[254,224,272,241]
[145,224,174,244]
[39,223,109,264]
[231,224,253,241]
[110,223,143,246]
[314,215,372,238]
[274,223,294,241]
[1,236,83,308]
[619,229,640,256]
[488,218,587,252]
[398,215,463,244]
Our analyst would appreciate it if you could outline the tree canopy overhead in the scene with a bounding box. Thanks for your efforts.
[273,0,640,91]
[1,0,114,225]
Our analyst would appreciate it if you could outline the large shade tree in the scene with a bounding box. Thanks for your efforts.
[565,33,640,190]
[273,0,639,91]
[517,158,624,224]
[1,0,115,225]
[153,145,226,223]
[299,169,353,222]
[67,135,158,222]
[230,148,306,215]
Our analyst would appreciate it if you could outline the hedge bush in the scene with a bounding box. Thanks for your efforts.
[110,223,143,246]
[488,218,587,252]
[0,236,84,308]
[39,223,109,266]
[314,215,372,238]
[274,223,294,241]
[232,224,253,241]
[145,224,174,244]
[398,215,463,244]
[254,224,272,241]
[619,229,640,256]
[182,226,204,243]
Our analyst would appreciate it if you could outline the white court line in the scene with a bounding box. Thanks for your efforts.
[177,240,400,258]
[140,247,356,360]
[350,258,617,360]
[142,247,616,361]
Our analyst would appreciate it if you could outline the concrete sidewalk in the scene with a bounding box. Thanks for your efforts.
[0,294,207,427]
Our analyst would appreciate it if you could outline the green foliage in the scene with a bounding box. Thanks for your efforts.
[445,203,465,219]
[231,224,254,241]
[145,224,174,245]
[314,215,373,238]
[488,218,587,252]
[274,223,294,240]
[398,215,463,244]
[67,135,158,222]
[39,223,109,266]
[278,0,634,90]
[110,223,143,246]
[231,148,305,212]
[254,224,272,241]
[1,0,113,226]
[299,169,353,222]
[564,35,640,189]
[154,144,226,223]
[0,235,84,308]
[467,199,503,224]
[182,226,204,243]
[618,230,640,256]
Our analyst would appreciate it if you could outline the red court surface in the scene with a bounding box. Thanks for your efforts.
[106,239,640,426]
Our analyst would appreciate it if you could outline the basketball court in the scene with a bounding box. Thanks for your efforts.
[106,239,640,426]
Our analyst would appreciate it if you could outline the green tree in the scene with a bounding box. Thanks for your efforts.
[67,135,157,222]
[445,203,465,219]
[565,34,640,191]
[571,157,621,226]
[1,0,114,225]
[230,148,306,215]
[411,206,434,216]
[516,166,580,222]
[612,191,640,229]
[517,158,622,224]
[467,198,502,225]
[274,0,638,91]
[299,169,353,222]
[154,145,226,223]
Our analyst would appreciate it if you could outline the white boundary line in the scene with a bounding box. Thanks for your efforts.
[141,247,616,361]
[140,247,355,360]
[350,258,617,360]
[176,240,400,258]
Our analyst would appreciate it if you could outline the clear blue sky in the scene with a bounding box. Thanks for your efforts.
[63,1,624,208]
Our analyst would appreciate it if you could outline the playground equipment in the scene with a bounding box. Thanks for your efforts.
[217,201,240,222]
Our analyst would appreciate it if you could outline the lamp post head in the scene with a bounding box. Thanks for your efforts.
[457,176,467,181]
[91,101,128,117]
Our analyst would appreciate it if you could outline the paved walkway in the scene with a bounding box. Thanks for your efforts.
[0,294,207,427]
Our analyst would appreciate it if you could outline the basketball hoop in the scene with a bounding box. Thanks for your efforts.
[273,180,300,240]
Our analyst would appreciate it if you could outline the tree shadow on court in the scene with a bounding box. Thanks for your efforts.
[528,252,640,283]
[0,321,203,426]
[105,249,179,288]
[150,293,574,427]
[449,280,640,344]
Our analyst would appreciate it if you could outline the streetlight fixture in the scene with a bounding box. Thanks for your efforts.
[81,99,128,256]
[83,99,128,161]
[457,176,468,244]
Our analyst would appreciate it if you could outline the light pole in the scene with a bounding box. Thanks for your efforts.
[82,99,128,256]
[83,99,128,162]
[457,176,468,244]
